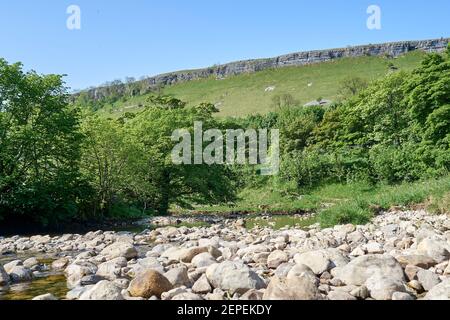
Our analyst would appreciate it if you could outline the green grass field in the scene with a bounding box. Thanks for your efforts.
[98,51,426,118]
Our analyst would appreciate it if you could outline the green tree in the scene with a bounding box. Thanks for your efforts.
[127,97,236,214]
[0,59,86,224]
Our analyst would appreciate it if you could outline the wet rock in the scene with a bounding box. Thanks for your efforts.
[65,261,98,288]
[8,266,33,283]
[0,264,9,286]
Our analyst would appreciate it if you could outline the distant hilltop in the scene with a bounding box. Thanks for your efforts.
[78,38,449,101]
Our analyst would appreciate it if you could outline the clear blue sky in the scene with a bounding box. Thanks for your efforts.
[1,0,449,91]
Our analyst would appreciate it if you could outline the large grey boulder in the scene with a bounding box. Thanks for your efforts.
[365,273,406,300]
[332,255,404,286]
[417,237,450,263]
[206,261,266,294]
[263,275,322,300]
[100,242,138,260]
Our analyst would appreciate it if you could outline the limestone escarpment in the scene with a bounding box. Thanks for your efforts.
[79,38,449,101]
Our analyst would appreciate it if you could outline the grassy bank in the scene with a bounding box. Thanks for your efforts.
[182,176,450,228]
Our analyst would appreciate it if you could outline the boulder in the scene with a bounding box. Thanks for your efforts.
[51,257,70,270]
[192,274,212,294]
[332,255,404,286]
[128,270,173,298]
[4,260,22,273]
[100,242,138,260]
[263,275,322,300]
[293,251,332,275]
[267,250,289,269]
[191,252,216,268]
[424,278,450,300]
[23,257,40,269]
[206,261,266,294]
[96,257,127,281]
[8,266,33,283]
[65,262,98,288]
[395,254,437,268]
[417,269,441,291]
[286,264,318,286]
[417,237,450,263]
[164,267,190,287]
[365,273,406,300]
[79,280,124,300]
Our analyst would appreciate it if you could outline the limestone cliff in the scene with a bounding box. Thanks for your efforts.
[78,38,449,101]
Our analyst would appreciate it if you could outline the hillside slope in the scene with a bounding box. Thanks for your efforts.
[96,51,426,117]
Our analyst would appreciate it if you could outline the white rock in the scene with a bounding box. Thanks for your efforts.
[417,237,450,263]
[206,261,266,295]
[65,262,98,288]
[191,252,216,268]
[79,280,124,300]
[164,267,190,287]
[267,250,289,269]
[332,254,404,286]
[417,269,441,291]
[96,257,127,281]
[192,274,212,294]
[263,275,322,300]
[424,278,450,300]
[365,273,406,300]
[294,251,332,275]
[32,293,58,300]
[100,242,138,260]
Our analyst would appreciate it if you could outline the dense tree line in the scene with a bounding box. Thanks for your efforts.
[0,46,448,225]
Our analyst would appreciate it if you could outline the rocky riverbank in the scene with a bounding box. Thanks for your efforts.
[1,210,450,300]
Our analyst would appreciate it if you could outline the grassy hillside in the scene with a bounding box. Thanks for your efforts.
[97,51,426,118]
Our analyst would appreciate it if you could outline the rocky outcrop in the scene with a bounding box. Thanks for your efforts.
[77,38,449,102]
